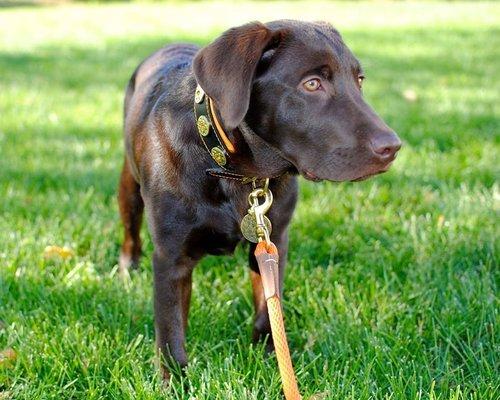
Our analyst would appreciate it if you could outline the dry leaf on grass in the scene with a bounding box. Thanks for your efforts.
[402,89,418,102]
[0,348,17,367]
[43,245,74,260]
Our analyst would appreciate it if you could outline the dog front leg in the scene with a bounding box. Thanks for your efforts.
[153,250,194,381]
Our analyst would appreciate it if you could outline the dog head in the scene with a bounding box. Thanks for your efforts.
[193,20,401,181]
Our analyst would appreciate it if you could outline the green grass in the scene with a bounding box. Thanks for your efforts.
[0,1,498,399]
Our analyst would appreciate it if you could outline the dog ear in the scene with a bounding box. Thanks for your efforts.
[193,22,285,130]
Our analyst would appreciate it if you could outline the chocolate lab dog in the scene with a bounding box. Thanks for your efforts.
[118,20,401,379]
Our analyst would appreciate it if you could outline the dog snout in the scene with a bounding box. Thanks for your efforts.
[370,131,402,161]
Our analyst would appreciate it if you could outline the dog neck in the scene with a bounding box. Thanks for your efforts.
[193,84,293,181]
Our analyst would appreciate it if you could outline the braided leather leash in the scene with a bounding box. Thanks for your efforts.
[254,241,301,400]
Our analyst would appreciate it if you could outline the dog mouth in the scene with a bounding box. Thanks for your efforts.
[350,162,393,181]
[302,170,324,182]
[350,170,385,182]
[302,162,393,183]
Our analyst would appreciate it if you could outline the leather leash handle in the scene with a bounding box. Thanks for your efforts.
[255,242,302,400]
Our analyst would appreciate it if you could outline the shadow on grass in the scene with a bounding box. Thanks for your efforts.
[0,33,203,90]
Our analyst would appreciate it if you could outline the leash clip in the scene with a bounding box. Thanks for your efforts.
[247,180,273,244]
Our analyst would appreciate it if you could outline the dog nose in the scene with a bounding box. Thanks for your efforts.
[370,132,402,160]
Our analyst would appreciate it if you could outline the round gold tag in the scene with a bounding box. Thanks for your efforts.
[210,147,227,166]
[197,115,210,136]
[240,214,272,243]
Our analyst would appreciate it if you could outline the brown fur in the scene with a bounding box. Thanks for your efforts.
[118,20,400,381]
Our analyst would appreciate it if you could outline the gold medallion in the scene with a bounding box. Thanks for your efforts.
[197,115,210,136]
[194,86,205,103]
[210,146,227,166]
[240,214,272,243]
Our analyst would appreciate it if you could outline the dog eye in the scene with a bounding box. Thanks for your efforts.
[303,78,322,92]
[358,75,365,87]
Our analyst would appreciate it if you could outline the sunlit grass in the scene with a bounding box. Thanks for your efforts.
[0,1,498,399]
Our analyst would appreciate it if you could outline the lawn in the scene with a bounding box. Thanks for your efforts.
[0,1,498,399]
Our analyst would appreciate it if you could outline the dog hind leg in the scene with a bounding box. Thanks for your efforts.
[118,156,144,274]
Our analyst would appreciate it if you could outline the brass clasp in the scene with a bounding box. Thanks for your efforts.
[240,179,274,244]
[248,181,273,244]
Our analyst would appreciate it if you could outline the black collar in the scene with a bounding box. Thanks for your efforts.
[194,84,258,184]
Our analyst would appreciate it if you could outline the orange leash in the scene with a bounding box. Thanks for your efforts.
[255,241,302,400]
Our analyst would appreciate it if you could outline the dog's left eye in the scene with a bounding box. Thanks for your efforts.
[303,78,322,92]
